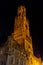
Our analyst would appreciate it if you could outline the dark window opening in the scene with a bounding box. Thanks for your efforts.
[19,13,21,16]
[25,24,27,29]
[28,46,30,48]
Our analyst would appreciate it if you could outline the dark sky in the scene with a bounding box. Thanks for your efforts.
[0,0,43,60]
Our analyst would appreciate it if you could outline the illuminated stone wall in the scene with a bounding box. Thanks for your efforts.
[7,5,41,65]
[0,5,42,65]
[13,5,41,65]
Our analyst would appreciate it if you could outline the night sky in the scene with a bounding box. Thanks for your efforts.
[0,0,43,60]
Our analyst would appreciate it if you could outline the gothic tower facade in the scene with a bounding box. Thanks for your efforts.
[6,5,41,65]
[0,5,42,65]
[14,5,33,55]
[13,5,41,65]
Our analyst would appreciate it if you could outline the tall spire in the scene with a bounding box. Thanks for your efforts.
[13,5,33,55]
[14,6,30,42]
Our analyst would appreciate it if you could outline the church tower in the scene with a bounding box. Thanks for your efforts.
[13,6,41,65]
[6,5,41,65]
[13,5,33,55]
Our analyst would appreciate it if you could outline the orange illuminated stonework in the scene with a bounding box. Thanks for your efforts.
[0,5,42,65]
[13,6,33,53]
[12,5,41,65]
